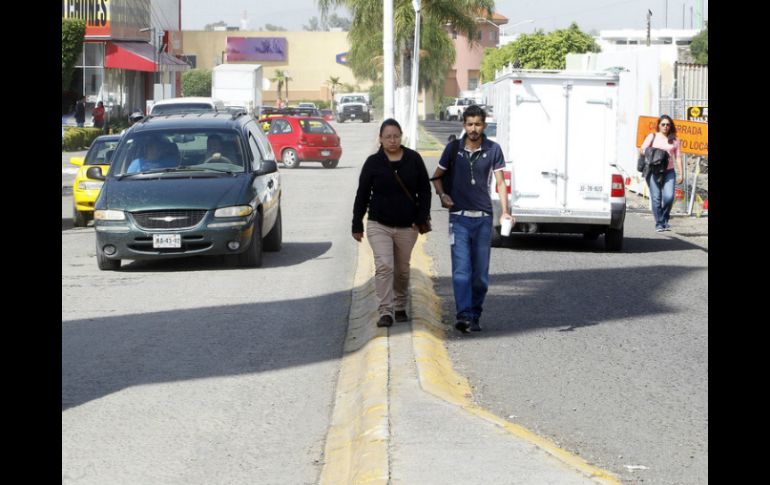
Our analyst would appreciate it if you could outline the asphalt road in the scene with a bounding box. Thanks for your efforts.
[61,120,381,484]
[421,120,708,485]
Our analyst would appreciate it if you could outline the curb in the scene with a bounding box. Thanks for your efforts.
[319,240,389,485]
[408,236,622,485]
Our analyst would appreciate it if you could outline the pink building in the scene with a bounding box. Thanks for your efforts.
[444,12,508,97]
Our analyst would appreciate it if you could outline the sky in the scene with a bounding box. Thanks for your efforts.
[180,0,708,33]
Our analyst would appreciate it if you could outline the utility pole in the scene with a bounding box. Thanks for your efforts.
[383,0,395,120]
[408,0,421,149]
[646,10,652,47]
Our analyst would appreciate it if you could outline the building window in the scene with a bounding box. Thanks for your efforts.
[180,55,197,68]
[477,31,483,41]
[489,30,496,42]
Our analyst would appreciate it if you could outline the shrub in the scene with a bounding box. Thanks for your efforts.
[62,127,104,151]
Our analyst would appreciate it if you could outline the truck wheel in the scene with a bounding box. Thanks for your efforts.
[282,149,300,169]
[605,226,624,251]
[263,206,282,252]
[322,160,339,168]
[490,226,503,247]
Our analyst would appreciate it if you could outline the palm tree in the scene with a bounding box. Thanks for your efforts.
[327,76,342,108]
[318,0,494,96]
[283,71,293,103]
[270,70,286,106]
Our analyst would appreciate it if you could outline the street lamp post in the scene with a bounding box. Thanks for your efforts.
[139,27,158,86]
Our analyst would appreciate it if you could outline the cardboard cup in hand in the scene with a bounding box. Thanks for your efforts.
[500,217,514,237]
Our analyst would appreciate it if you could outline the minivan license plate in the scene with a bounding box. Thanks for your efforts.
[321,150,331,156]
[153,234,181,248]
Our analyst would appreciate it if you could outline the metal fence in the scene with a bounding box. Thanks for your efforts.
[658,98,708,121]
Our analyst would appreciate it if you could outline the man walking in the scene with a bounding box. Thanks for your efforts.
[74,96,86,127]
[430,105,513,333]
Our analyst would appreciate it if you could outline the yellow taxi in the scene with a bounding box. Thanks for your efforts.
[70,135,121,226]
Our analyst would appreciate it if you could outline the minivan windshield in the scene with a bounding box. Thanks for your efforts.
[111,130,247,176]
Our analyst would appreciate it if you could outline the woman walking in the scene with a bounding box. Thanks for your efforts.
[639,115,684,231]
[352,119,432,327]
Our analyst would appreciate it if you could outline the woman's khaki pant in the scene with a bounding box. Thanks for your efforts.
[366,220,419,317]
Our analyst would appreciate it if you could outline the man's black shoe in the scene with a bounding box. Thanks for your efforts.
[470,319,482,332]
[395,310,409,322]
[455,320,471,333]
[377,315,394,327]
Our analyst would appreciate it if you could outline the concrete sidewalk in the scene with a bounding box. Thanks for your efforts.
[319,237,619,485]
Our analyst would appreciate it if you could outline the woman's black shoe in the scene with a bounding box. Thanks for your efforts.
[377,315,394,327]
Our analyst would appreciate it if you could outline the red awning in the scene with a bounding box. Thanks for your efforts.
[105,41,156,72]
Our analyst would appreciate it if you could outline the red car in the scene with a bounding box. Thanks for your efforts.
[320,109,334,121]
[258,116,342,168]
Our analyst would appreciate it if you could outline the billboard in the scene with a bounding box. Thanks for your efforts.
[226,37,287,62]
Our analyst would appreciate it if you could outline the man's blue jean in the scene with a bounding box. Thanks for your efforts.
[449,213,492,322]
[647,169,676,228]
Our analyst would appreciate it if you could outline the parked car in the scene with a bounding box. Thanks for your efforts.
[149,97,225,116]
[258,116,342,169]
[93,111,282,270]
[70,135,122,227]
[297,102,317,109]
[320,109,334,121]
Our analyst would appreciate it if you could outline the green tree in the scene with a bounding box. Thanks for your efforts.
[690,24,707,64]
[181,69,212,96]
[62,19,86,90]
[326,13,352,31]
[303,17,324,31]
[481,23,600,82]
[318,0,493,97]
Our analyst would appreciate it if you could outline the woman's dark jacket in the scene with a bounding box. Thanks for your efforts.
[352,145,431,233]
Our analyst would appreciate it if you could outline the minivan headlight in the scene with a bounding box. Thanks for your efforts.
[94,210,126,221]
[214,206,253,218]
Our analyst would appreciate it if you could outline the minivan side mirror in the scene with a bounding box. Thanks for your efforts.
[256,160,278,175]
[86,166,107,180]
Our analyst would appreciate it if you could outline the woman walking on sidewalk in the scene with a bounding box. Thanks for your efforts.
[640,115,684,232]
[352,119,432,327]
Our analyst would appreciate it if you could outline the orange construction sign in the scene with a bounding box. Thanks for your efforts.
[636,116,708,156]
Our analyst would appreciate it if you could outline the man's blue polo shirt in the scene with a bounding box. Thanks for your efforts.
[437,135,505,214]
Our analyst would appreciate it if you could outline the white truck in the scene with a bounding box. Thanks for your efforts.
[211,64,264,117]
[444,97,475,121]
[489,69,626,251]
[335,93,371,123]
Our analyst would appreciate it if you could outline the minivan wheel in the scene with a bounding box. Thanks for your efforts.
[322,160,339,168]
[282,149,300,169]
[96,242,121,270]
[263,207,282,252]
[239,215,263,267]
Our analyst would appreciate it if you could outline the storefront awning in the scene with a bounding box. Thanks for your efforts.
[105,41,191,73]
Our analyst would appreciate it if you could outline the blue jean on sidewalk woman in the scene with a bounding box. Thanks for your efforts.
[647,169,676,230]
[449,213,492,322]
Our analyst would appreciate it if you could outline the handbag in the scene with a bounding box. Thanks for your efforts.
[389,161,432,234]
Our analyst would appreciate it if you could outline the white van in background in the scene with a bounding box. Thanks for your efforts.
[149,97,226,116]
[490,69,626,251]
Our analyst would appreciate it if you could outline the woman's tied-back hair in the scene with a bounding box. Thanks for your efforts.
[379,118,403,148]
[658,114,677,144]
[379,118,402,137]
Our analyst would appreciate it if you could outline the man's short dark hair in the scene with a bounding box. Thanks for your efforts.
[463,105,486,123]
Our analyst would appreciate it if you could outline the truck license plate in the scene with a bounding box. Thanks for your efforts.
[321,150,331,156]
[153,234,181,248]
